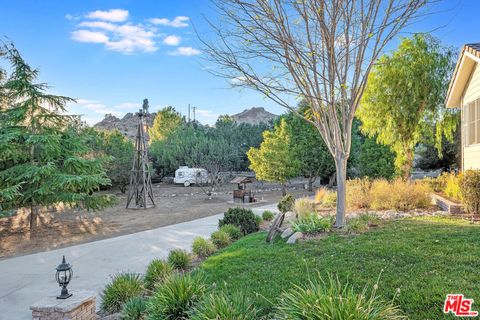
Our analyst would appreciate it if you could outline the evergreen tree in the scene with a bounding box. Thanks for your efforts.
[0,43,114,232]
[247,119,299,195]
[148,106,183,142]
[83,128,134,193]
[281,102,335,191]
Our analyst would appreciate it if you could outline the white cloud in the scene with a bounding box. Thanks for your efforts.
[163,35,181,46]
[168,46,201,56]
[68,10,197,55]
[69,99,143,124]
[73,20,157,53]
[150,16,189,28]
[86,9,129,22]
[71,30,109,43]
[194,109,220,125]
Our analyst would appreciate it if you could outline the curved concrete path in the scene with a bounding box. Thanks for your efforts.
[0,204,278,320]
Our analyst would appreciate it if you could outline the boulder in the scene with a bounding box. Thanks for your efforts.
[287,232,304,244]
[281,227,294,239]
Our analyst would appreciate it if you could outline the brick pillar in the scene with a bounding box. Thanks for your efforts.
[30,290,96,320]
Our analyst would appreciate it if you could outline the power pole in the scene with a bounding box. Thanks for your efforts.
[126,98,155,209]
[192,106,197,123]
[188,104,191,123]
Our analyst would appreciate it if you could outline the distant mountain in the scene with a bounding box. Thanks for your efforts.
[94,112,155,140]
[93,107,277,139]
[231,107,277,125]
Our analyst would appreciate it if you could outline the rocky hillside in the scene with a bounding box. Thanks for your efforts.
[231,107,277,124]
[93,107,277,139]
[94,112,156,140]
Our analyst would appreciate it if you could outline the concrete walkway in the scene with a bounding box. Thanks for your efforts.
[0,204,277,320]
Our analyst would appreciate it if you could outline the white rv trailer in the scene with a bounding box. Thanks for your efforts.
[173,166,209,187]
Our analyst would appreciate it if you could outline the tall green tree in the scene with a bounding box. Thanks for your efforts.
[281,102,335,191]
[148,106,183,142]
[357,34,457,179]
[83,128,134,193]
[247,119,299,195]
[0,43,114,232]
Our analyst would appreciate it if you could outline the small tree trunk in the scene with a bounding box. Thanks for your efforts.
[281,183,286,196]
[29,205,37,239]
[334,155,348,228]
[307,177,315,192]
[401,148,415,180]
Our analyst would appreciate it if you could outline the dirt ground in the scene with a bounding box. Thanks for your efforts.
[0,180,313,260]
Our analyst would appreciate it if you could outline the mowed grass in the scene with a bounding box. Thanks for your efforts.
[196,217,480,319]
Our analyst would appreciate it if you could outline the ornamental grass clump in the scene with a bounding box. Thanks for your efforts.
[192,237,217,258]
[369,178,430,211]
[144,259,174,291]
[346,178,372,209]
[101,273,143,314]
[121,296,147,320]
[210,230,231,249]
[346,212,381,233]
[146,274,205,320]
[219,224,242,241]
[190,292,260,320]
[292,213,333,234]
[168,249,191,271]
[293,197,316,219]
[275,275,405,320]
[262,210,275,221]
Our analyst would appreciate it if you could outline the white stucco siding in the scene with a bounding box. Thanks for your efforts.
[462,63,480,170]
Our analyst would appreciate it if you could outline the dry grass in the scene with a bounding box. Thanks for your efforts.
[346,178,371,210]
[293,198,316,219]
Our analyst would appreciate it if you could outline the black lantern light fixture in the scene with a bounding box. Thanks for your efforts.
[55,255,73,299]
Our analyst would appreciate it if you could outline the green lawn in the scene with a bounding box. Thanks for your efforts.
[196,217,480,319]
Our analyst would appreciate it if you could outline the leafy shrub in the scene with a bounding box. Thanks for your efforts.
[346,213,381,233]
[293,197,316,218]
[346,178,371,209]
[262,210,275,221]
[210,231,231,249]
[192,237,217,257]
[460,170,480,214]
[219,224,242,241]
[292,213,333,234]
[144,259,174,291]
[433,172,462,202]
[190,292,260,320]
[218,208,259,235]
[146,274,205,320]
[275,275,405,320]
[121,296,147,320]
[101,273,143,313]
[278,194,295,213]
[168,249,191,270]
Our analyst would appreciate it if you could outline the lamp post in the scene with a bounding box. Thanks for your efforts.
[55,255,73,299]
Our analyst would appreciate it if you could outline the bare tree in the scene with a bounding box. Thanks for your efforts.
[201,0,430,227]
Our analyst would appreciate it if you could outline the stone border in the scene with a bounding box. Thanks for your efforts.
[433,193,464,214]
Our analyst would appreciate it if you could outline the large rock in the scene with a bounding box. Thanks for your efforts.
[281,227,294,239]
[287,232,304,244]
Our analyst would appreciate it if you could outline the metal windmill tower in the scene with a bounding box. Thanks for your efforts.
[126,99,155,209]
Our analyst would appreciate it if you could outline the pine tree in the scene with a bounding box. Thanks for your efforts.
[0,43,115,234]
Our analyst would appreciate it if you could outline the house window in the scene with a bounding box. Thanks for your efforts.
[467,99,480,146]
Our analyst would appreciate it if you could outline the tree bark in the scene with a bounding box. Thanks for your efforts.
[29,205,37,239]
[401,148,415,180]
[281,183,286,196]
[334,156,348,228]
[307,176,315,192]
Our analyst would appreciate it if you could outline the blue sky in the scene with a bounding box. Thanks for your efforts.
[0,0,478,124]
